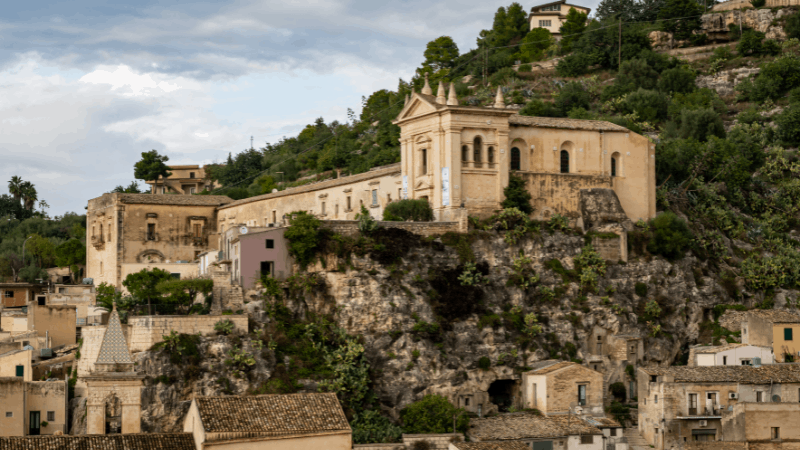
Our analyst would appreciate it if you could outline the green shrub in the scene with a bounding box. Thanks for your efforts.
[677,108,725,141]
[501,175,534,214]
[623,88,670,122]
[214,319,235,335]
[737,107,764,125]
[635,282,648,297]
[737,54,800,101]
[555,82,591,116]
[736,30,780,57]
[478,356,491,370]
[518,64,532,72]
[787,11,800,39]
[350,410,403,444]
[789,87,800,104]
[657,67,696,94]
[647,212,693,260]
[775,104,800,146]
[625,364,635,378]
[669,88,725,118]
[383,199,434,222]
[556,54,588,77]
[400,395,469,434]
[519,99,561,117]
[610,382,627,401]
[488,67,517,86]
[659,0,704,40]
[284,211,323,269]
[751,0,766,6]
[511,90,526,104]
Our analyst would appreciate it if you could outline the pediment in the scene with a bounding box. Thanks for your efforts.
[414,179,433,190]
[397,94,439,121]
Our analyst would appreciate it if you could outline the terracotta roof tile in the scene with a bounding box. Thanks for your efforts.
[642,364,800,383]
[114,193,233,206]
[452,442,532,450]
[468,413,602,440]
[693,343,753,354]
[196,392,350,438]
[527,360,575,374]
[509,115,630,132]
[0,433,195,450]
[719,310,800,330]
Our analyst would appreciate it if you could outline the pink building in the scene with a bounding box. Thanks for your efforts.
[232,227,293,290]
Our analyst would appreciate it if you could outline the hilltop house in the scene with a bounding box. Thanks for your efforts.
[687,343,774,366]
[145,165,220,195]
[528,0,591,38]
[740,310,800,362]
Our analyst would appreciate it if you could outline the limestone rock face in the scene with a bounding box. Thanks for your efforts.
[696,67,761,97]
[649,31,675,52]
[580,188,633,231]
[700,8,790,41]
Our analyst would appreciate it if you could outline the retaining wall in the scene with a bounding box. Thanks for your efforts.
[401,434,463,450]
[321,220,464,237]
[127,315,248,352]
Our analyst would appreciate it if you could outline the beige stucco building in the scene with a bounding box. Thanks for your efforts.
[0,378,67,437]
[146,164,220,195]
[26,304,76,349]
[529,0,591,38]
[85,193,233,290]
[740,310,800,363]
[183,392,352,450]
[521,360,604,416]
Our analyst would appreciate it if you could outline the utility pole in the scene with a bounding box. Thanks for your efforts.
[250,136,254,149]
[618,17,622,70]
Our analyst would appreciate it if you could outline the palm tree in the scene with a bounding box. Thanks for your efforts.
[8,176,23,204]
[20,181,37,211]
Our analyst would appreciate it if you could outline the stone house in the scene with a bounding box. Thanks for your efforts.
[0,283,44,309]
[584,329,644,401]
[219,225,293,290]
[521,361,604,416]
[85,193,233,290]
[45,284,105,337]
[687,343,774,366]
[183,392,352,450]
[0,349,32,381]
[466,413,604,450]
[0,433,197,449]
[145,164,220,195]
[0,378,67,436]
[637,364,800,449]
[26,304,76,349]
[740,310,800,363]
[528,0,591,38]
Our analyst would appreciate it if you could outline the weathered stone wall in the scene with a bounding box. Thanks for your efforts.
[320,220,465,237]
[28,304,77,348]
[684,443,747,450]
[697,67,761,97]
[547,365,604,415]
[210,268,244,314]
[402,434,462,450]
[126,315,248,352]
[592,235,624,262]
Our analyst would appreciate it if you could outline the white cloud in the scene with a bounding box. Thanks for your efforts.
[80,65,183,96]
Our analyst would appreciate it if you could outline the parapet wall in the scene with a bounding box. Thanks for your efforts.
[127,315,248,352]
[320,220,464,237]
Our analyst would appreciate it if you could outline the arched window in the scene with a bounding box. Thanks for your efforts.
[510,147,521,171]
[473,137,482,164]
[488,146,494,164]
[611,157,617,177]
[560,150,570,174]
[461,145,468,162]
[421,148,427,175]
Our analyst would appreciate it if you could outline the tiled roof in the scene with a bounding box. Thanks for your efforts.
[584,416,622,428]
[641,364,800,384]
[693,343,749,354]
[468,413,602,440]
[95,308,133,365]
[218,164,400,210]
[527,360,575,375]
[509,115,630,132]
[115,193,233,206]
[196,392,350,439]
[0,433,195,450]
[452,442,532,450]
[720,310,800,330]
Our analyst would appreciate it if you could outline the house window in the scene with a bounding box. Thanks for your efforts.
[266,239,274,249]
[100,224,104,240]
[4,412,11,418]
[15,366,23,377]
[772,427,781,440]
[609,428,617,437]
[655,395,658,404]
[510,147,521,171]
[398,188,402,199]
[372,190,378,206]
[346,197,352,210]
[757,391,764,402]
[190,187,196,194]
[580,435,593,444]
[473,137,482,165]
[488,146,494,164]
[462,145,469,162]
[741,359,752,365]
[785,328,793,341]
[4,291,12,298]
[723,356,727,365]
[611,157,617,177]
[189,172,195,178]
[322,202,326,215]
[578,385,587,406]
[260,261,274,276]
[464,398,470,406]
[421,148,428,175]
[193,223,202,238]
[147,223,156,240]
[162,187,166,194]
[560,150,570,173]
[47,411,55,422]
[539,20,552,27]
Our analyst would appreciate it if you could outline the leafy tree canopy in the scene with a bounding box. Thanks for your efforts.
[133,150,172,194]
[502,175,534,214]
[423,36,460,71]
[400,395,469,434]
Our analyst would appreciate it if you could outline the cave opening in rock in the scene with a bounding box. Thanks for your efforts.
[488,379,516,412]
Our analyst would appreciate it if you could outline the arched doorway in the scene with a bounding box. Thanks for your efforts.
[560,150,570,173]
[510,147,521,171]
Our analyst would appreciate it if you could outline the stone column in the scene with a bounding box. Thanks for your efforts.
[86,403,105,435]
[448,130,462,212]
[496,129,510,210]
[121,403,142,434]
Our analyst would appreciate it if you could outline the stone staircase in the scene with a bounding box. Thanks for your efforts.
[623,428,650,450]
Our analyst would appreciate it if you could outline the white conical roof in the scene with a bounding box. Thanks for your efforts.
[95,305,133,365]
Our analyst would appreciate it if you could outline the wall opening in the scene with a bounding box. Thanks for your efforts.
[461,145,468,162]
[488,379,516,412]
[105,394,122,434]
[510,147,521,171]
[473,137,482,167]
[560,150,570,174]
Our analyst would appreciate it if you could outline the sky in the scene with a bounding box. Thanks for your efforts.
[0,0,602,216]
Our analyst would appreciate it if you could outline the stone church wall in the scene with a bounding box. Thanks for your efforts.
[320,220,465,237]
[127,315,248,352]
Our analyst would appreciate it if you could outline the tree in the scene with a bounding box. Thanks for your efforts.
[0,252,24,282]
[26,234,55,268]
[559,8,588,54]
[657,66,696,94]
[516,28,554,62]
[122,268,174,313]
[155,278,214,313]
[95,282,122,311]
[400,395,469,434]
[112,181,143,193]
[20,181,37,211]
[133,150,172,195]
[659,0,704,40]
[501,175,534,214]
[787,10,800,40]
[571,20,652,70]
[595,0,638,22]
[284,211,323,269]
[7,176,23,204]
[55,239,86,283]
[554,82,591,116]
[423,36,459,71]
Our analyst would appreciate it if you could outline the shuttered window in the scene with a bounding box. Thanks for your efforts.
[786,328,794,341]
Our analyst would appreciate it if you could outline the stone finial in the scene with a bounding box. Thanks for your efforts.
[447,82,459,106]
[422,73,433,95]
[405,94,410,105]
[436,81,446,104]
[494,87,505,109]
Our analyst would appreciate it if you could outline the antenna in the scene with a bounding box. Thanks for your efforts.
[250,136,254,149]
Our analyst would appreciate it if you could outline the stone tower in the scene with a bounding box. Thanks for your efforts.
[84,305,144,435]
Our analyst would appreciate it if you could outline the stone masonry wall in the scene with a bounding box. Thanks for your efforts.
[210,268,244,314]
[685,443,747,450]
[321,220,465,237]
[592,235,623,262]
[127,315,248,352]
[548,367,603,415]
